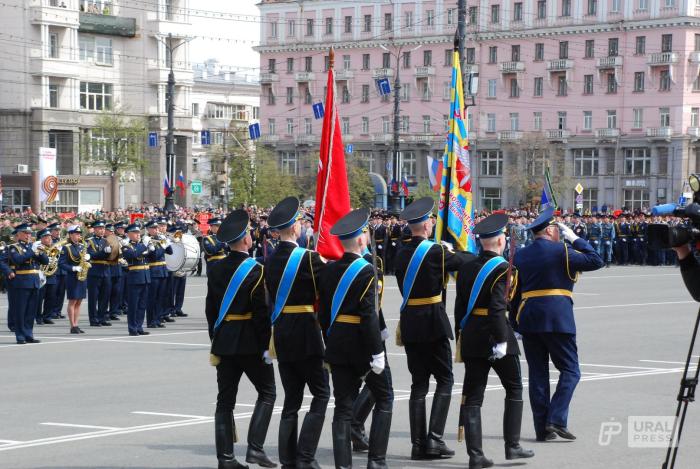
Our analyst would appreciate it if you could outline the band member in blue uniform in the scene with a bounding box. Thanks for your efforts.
[35,229,57,325]
[394,197,474,460]
[455,214,534,469]
[7,223,49,344]
[319,208,394,469]
[158,218,177,323]
[203,218,227,271]
[0,243,15,331]
[48,222,66,319]
[59,225,89,334]
[512,207,603,442]
[144,220,173,328]
[115,221,129,315]
[265,197,329,469]
[104,224,122,322]
[86,220,112,326]
[168,224,189,318]
[122,224,151,336]
[206,210,277,469]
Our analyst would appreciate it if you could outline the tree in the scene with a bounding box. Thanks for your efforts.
[251,147,299,207]
[410,180,440,206]
[346,162,375,208]
[80,107,148,210]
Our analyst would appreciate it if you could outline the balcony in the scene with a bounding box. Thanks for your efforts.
[499,61,525,74]
[646,127,673,140]
[647,52,679,66]
[688,127,700,138]
[689,52,700,64]
[294,72,315,82]
[260,135,280,144]
[545,129,571,141]
[30,0,79,27]
[463,64,479,75]
[498,130,523,141]
[259,73,279,84]
[335,70,354,80]
[595,128,620,140]
[372,68,394,79]
[547,59,574,71]
[79,12,137,37]
[596,56,623,68]
[294,134,319,145]
[29,55,81,78]
[414,66,436,78]
[371,133,393,144]
[411,134,441,145]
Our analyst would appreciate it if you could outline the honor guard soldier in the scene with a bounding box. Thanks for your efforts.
[48,222,66,319]
[7,223,48,344]
[455,214,534,469]
[144,220,173,328]
[265,197,329,469]
[386,215,402,274]
[105,224,122,322]
[319,209,394,469]
[59,225,88,334]
[512,207,603,442]
[373,217,388,268]
[206,210,277,469]
[203,218,227,270]
[35,229,57,325]
[86,220,113,326]
[394,197,474,460]
[122,224,151,336]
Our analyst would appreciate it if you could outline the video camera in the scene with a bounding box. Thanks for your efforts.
[648,174,700,249]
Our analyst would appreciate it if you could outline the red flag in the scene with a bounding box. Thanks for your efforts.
[313,49,351,260]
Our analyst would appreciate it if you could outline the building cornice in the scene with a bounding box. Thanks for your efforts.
[255,35,452,54]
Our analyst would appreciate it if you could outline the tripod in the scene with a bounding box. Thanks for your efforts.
[662,305,700,469]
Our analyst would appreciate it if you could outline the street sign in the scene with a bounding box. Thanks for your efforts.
[575,183,584,194]
[190,180,202,195]
[346,144,353,154]
[148,132,158,147]
[377,78,391,96]
[248,123,261,140]
[312,102,325,120]
[201,130,211,145]
[575,194,583,204]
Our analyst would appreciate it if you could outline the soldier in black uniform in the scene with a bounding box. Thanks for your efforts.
[265,197,329,469]
[394,197,474,460]
[385,215,402,274]
[373,217,388,270]
[319,208,393,469]
[455,214,534,469]
[205,210,277,469]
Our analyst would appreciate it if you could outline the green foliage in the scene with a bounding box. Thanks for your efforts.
[346,162,375,208]
[250,149,299,207]
[409,180,440,205]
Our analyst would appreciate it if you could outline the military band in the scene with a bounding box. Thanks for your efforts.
[86,220,113,327]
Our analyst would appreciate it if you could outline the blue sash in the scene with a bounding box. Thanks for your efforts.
[271,247,306,325]
[400,240,434,311]
[459,256,507,330]
[214,257,258,331]
[328,257,370,334]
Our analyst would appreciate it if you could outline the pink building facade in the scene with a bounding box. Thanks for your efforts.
[257,0,700,211]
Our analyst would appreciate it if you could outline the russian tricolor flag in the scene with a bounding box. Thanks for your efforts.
[426,155,443,192]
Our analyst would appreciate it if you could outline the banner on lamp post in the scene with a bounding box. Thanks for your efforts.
[39,147,59,203]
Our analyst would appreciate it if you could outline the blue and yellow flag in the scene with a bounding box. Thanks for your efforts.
[540,165,558,209]
[435,50,476,253]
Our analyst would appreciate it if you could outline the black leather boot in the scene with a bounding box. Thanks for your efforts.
[465,406,493,469]
[297,411,325,469]
[215,411,248,469]
[278,415,297,469]
[409,399,428,460]
[245,400,277,468]
[332,420,352,469]
[351,386,374,452]
[504,399,535,460]
[367,408,392,469]
[425,393,455,458]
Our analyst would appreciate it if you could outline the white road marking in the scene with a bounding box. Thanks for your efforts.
[184,295,206,299]
[639,359,693,365]
[40,423,120,431]
[0,330,208,349]
[103,339,209,347]
[0,440,21,444]
[576,300,695,310]
[131,412,209,420]
[581,273,678,279]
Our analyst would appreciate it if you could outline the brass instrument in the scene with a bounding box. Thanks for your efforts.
[0,241,5,251]
[77,241,91,282]
[40,238,67,277]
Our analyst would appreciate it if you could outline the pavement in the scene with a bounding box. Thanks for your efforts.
[0,265,699,469]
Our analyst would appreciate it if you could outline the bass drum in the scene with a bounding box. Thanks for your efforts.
[165,234,201,274]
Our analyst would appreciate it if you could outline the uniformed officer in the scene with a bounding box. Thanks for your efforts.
[0,242,15,331]
[373,217,388,268]
[35,228,57,325]
[319,208,394,469]
[7,223,48,344]
[394,197,474,460]
[104,224,122,322]
[115,221,129,315]
[142,220,171,328]
[572,215,587,241]
[512,207,603,441]
[614,215,631,265]
[206,210,277,469]
[122,224,151,336]
[386,215,402,274]
[86,220,113,326]
[587,215,602,257]
[203,218,227,271]
[265,197,329,469]
[58,225,88,334]
[48,222,66,320]
[168,224,189,318]
[455,214,534,469]
[600,215,615,266]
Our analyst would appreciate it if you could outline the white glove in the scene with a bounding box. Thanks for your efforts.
[149,244,156,252]
[263,350,273,365]
[557,223,578,243]
[440,240,454,251]
[72,266,83,272]
[104,246,112,254]
[142,235,151,246]
[370,351,386,375]
[84,253,91,261]
[380,328,390,341]
[32,241,42,250]
[120,238,129,247]
[491,342,508,360]
[164,239,172,248]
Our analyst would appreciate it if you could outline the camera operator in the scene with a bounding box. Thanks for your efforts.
[672,243,700,301]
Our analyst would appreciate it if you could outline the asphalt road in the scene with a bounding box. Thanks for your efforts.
[0,265,698,469]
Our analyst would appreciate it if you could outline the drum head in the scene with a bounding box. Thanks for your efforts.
[166,243,186,272]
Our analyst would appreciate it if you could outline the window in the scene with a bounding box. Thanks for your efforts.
[361,117,369,134]
[48,84,58,108]
[466,48,475,64]
[559,41,569,59]
[382,52,391,68]
[488,79,497,98]
[510,112,519,130]
[514,2,523,20]
[639,0,648,9]
[402,51,411,69]
[585,40,594,58]
[491,4,500,23]
[339,85,350,103]
[420,81,431,100]
[423,50,432,66]
[468,7,477,24]
[624,148,650,175]
[266,88,275,105]
[662,34,673,52]
[384,13,392,31]
[607,73,617,93]
[269,119,277,135]
[192,102,199,116]
[358,151,375,172]
[280,151,298,175]
[423,115,431,133]
[270,21,278,38]
[633,108,644,128]
[534,112,542,130]
[342,55,351,70]
[361,84,370,103]
[659,107,670,127]
[562,0,571,16]
[587,0,597,14]
[426,10,435,27]
[285,118,293,135]
[624,189,649,210]
[80,82,112,110]
[511,45,521,62]
[692,108,699,127]
[206,104,251,121]
[584,74,594,94]
[659,70,671,91]
[443,81,451,99]
[304,118,312,135]
[558,111,567,129]
[303,86,312,104]
[574,148,598,175]
[342,117,350,134]
[79,37,112,65]
[287,19,295,37]
[304,56,312,72]
[403,152,417,177]
[608,38,619,56]
[344,16,352,34]
[580,188,598,212]
[362,54,370,70]
[49,33,59,58]
[325,17,333,35]
[324,55,330,71]
[557,75,567,96]
[487,113,496,132]
[694,75,700,91]
[611,0,620,11]
[583,111,593,130]
[400,83,410,101]
[404,11,414,30]
[537,0,546,18]
[480,150,503,175]
[481,188,502,211]
[363,14,372,32]
[535,43,544,61]
[306,18,314,36]
[448,8,456,25]
[268,58,276,73]
[607,110,617,128]
[400,115,410,132]
[510,78,520,98]
[445,49,454,66]
[534,77,543,97]
[635,36,646,55]
[285,87,294,104]
[488,46,497,63]
[286,57,294,73]
[382,116,390,133]
[695,34,700,52]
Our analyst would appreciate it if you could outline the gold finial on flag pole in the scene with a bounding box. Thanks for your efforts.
[329,47,335,69]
